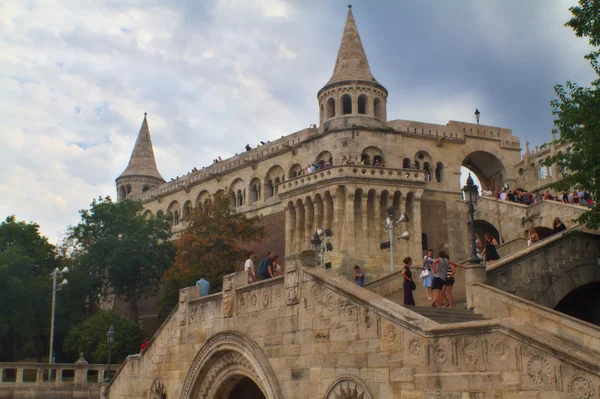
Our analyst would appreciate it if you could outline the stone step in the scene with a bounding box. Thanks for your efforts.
[404,306,487,324]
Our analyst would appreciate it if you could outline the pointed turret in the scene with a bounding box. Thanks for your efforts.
[115,113,165,201]
[317,6,388,127]
[327,5,378,85]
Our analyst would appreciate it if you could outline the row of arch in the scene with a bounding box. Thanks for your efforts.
[118,183,153,201]
[321,94,385,120]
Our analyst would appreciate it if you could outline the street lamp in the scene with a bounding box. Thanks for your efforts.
[474,108,480,125]
[312,228,334,268]
[105,325,115,382]
[462,174,480,264]
[311,230,322,267]
[381,206,410,272]
[49,267,69,364]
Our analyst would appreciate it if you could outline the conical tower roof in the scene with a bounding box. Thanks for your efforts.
[117,113,164,182]
[326,5,378,85]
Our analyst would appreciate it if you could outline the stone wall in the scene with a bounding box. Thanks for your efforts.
[107,250,600,399]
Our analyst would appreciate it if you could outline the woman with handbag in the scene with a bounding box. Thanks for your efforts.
[402,257,416,306]
[421,249,434,300]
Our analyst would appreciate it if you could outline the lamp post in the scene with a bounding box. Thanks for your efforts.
[311,230,322,267]
[49,267,69,364]
[474,108,480,125]
[382,207,410,273]
[462,174,480,265]
[105,325,115,382]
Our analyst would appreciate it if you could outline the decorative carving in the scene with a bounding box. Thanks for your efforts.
[326,292,337,312]
[262,290,269,308]
[385,324,398,344]
[527,355,551,385]
[222,276,234,317]
[462,342,479,364]
[407,338,423,360]
[149,377,166,399]
[568,376,595,399]
[250,294,257,306]
[434,344,447,364]
[364,309,373,329]
[543,250,552,264]
[274,287,282,299]
[325,376,374,399]
[310,284,320,302]
[492,340,509,362]
[285,269,299,305]
[198,352,252,397]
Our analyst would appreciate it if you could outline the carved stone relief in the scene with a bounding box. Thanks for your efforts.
[462,342,479,365]
[149,377,166,399]
[285,269,299,305]
[527,355,552,385]
[568,375,595,399]
[407,338,424,361]
[492,339,509,363]
[222,276,234,318]
[433,344,447,364]
[380,320,401,352]
[325,376,373,399]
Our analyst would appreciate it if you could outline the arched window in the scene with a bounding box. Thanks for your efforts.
[403,158,411,168]
[156,210,164,218]
[357,94,367,114]
[435,162,444,182]
[119,185,126,200]
[249,179,260,204]
[320,104,324,123]
[342,94,352,115]
[265,180,274,199]
[374,97,383,119]
[142,185,150,192]
[274,177,281,194]
[173,211,180,226]
[182,201,192,221]
[289,164,302,178]
[126,184,132,194]
[236,190,244,207]
[326,98,336,119]
[142,210,152,219]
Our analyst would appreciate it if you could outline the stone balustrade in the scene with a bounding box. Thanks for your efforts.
[278,165,426,195]
[0,358,119,399]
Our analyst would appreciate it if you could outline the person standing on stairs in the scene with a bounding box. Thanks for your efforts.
[401,257,416,306]
[422,249,434,301]
[442,258,467,308]
[432,251,465,308]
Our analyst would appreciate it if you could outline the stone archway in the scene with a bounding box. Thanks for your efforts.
[462,151,508,191]
[537,263,600,310]
[221,376,266,399]
[554,282,600,326]
[474,219,500,243]
[180,331,281,399]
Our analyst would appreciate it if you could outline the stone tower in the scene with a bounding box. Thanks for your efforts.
[318,5,388,129]
[116,113,165,202]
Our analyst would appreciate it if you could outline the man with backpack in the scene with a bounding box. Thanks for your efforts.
[258,251,276,280]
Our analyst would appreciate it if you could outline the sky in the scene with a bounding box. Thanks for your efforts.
[0,0,596,243]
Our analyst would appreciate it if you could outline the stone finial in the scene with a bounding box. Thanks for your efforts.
[525,141,530,154]
[75,352,88,365]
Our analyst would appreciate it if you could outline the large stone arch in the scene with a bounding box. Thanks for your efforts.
[537,263,600,309]
[361,146,384,166]
[180,331,282,399]
[462,151,508,191]
[473,219,500,243]
[264,165,285,199]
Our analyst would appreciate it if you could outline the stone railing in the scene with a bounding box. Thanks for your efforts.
[0,357,118,399]
[278,165,426,196]
[470,282,600,354]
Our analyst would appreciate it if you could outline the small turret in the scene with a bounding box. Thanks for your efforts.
[317,5,388,128]
[115,113,165,201]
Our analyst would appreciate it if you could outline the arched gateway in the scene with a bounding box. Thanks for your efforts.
[180,331,282,399]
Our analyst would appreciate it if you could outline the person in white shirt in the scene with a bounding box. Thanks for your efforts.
[245,251,257,283]
[499,191,507,200]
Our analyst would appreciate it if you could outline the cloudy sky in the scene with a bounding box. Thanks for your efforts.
[0,0,596,243]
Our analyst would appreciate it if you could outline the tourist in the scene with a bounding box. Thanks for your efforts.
[401,257,416,305]
[140,338,149,353]
[353,265,365,287]
[481,233,500,264]
[528,227,540,246]
[259,251,276,279]
[421,249,434,300]
[431,251,449,307]
[499,191,507,201]
[244,250,257,283]
[442,256,466,308]
[552,217,567,235]
[272,254,283,276]
[196,277,210,297]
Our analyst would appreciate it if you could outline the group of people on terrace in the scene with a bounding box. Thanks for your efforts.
[245,250,284,283]
[341,155,386,168]
[483,187,594,208]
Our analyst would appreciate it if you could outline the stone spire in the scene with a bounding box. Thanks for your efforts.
[118,113,164,181]
[327,5,378,85]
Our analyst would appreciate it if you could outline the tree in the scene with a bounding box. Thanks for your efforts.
[0,216,58,361]
[159,192,264,320]
[63,311,144,363]
[68,197,175,322]
[544,0,600,228]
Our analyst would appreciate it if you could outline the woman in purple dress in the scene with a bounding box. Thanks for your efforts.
[402,257,416,306]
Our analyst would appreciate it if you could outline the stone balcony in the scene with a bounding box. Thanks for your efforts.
[277,165,427,197]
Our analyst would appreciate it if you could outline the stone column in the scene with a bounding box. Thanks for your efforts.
[465,262,487,309]
[37,368,43,383]
[374,192,381,250]
[285,204,295,256]
[412,192,423,261]
[16,368,23,383]
[304,199,314,252]
[314,195,323,231]
[361,191,369,253]
[399,195,409,261]
[295,201,305,254]
[345,192,356,253]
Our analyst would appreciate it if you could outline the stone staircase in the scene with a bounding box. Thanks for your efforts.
[404,306,487,324]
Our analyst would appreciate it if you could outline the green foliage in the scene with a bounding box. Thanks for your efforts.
[544,0,600,228]
[63,311,144,363]
[68,197,175,322]
[0,216,58,361]
[158,192,264,321]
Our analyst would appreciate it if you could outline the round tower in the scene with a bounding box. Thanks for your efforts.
[318,5,388,130]
[115,113,165,202]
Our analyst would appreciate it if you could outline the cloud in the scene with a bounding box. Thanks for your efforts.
[0,0,595,243]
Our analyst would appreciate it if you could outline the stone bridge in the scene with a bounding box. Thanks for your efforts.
[107,248,600,399]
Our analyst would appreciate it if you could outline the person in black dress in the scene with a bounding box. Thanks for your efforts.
[482,233,500,264]
[552,217,567,235]
[401,257,416,306]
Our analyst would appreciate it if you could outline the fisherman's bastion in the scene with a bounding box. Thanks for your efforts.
[102,6,600,399]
